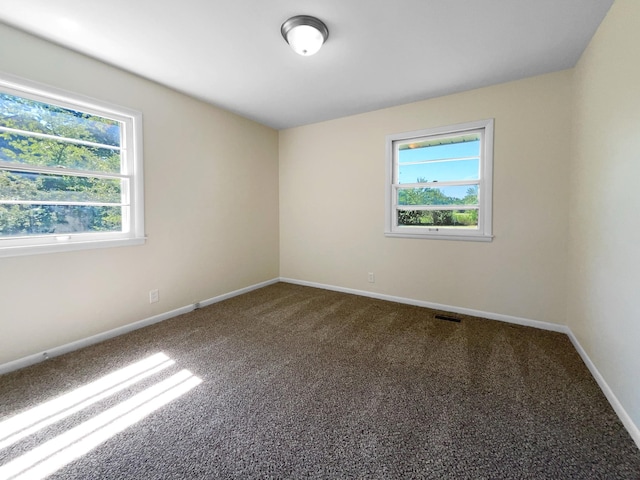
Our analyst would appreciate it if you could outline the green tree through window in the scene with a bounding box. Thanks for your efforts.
[0,73,144,257]
[0,92,123,237]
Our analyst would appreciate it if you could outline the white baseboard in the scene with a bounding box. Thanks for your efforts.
[197,278,279,308]
[0,305,193,375]
[280,276,640,451]
[0,278,279,376]
[566,330,640,449]
[279,277,569,333]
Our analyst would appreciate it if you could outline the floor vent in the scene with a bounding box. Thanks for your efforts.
[435,314,461,323]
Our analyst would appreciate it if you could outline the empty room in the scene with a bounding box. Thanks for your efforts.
[1,0,639,478]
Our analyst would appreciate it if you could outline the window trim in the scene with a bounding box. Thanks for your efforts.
[385,119,494,241]
[0,71,145,257]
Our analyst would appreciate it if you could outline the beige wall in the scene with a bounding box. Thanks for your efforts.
[568,0,640,430]
[0,24,280,364]
[280,71,573,325]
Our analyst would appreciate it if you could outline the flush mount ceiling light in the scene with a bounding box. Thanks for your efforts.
[281,15,329,56]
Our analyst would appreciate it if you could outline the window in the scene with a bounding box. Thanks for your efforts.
[385,119,494,241]
[0,73,144,257]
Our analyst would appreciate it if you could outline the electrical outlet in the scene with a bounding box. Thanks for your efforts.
[149,289,159,304]
[368,272,375,283]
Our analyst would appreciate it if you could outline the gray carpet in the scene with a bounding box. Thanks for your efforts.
[1,282,639,479]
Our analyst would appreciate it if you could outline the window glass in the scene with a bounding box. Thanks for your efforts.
[397,209,478,228]
[397,185,479,206]
[0,92,121,146]
[0,74,144,256]
[386,120,493,240]
[0,130,121,173]
[398,159,480,184]
[0,204,123,237]
[0,170,123,204]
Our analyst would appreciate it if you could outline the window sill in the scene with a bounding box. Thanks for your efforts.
[384,232,493,242]
[0,237,146,258]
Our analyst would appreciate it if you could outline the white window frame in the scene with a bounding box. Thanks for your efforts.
[385,119,494,242]
[0,72,145,257]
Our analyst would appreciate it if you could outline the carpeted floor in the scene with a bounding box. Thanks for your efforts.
[1,282,639,479]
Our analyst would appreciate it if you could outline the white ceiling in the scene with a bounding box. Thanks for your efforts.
[0,0,613,130]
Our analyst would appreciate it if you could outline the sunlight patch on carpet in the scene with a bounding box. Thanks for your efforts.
[0,352,174,450]
[0,354,201,480]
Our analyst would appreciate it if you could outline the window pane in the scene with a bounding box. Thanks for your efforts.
[398,185,479,206]
[398,158,479,183]
[387,120,492,239]
[0,204,122,237]
[397,209,478,228]
[0,93,120,147]
[0,170,122,203]
[0,131,121,173]
[398,136,479,164]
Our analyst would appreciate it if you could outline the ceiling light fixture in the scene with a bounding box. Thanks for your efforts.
[281,15,329,56]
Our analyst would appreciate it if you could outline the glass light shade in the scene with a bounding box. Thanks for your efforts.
[286,25,324,56]
[281,16,329,56]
